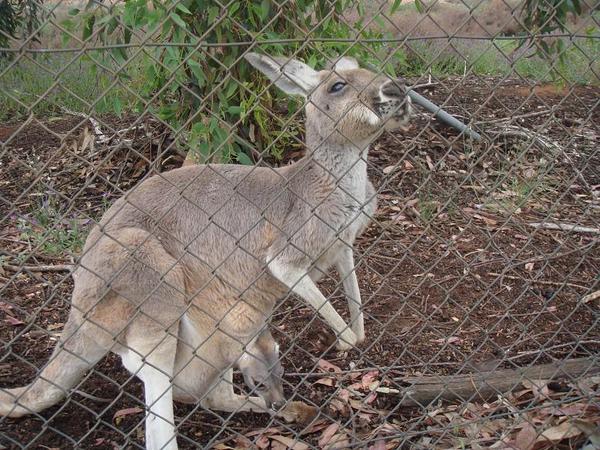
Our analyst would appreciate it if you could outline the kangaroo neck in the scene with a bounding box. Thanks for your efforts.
[304,132,370,181]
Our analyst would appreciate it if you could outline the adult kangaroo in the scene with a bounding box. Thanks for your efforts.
[0,52,411,449]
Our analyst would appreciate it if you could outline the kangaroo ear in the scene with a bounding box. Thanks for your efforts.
[244,52,320,97]
[326,56,360,72]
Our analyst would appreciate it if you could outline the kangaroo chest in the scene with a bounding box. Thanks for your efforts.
[312,159,370,268]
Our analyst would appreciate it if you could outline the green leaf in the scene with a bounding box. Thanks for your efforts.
[112,46,128,66]
[187,59,206,87]
[68,8,80,16]
[176,3,193,15]
[199,142,211,159]
[228,2,240,15]
[258,0,270,21]
[123,3,135,27]
[123,27,132,44]
[107,17,119,34]
[207,6,219,24]
[225,81,238,99]
[113,97,123,117]
[227,105,242,115]
[390,0,402,14]
[170,12,187,29]
[146,10,162,29]
[191,122,205,134]
[236,151,253,165]
[83,15,95,41]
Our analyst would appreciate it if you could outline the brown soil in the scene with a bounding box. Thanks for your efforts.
[0,77,598,449]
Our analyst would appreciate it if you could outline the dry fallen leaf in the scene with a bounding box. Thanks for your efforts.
[318,423,340,448]
[270,441,286,450]
[255,435,270,449]
[4,315,24,326]
[537,420,582,442]
[368,439,387,450]
[232,436,253,449]
[317,359,342,374]
[328,398,350,416]
[473,213,498,226]
[426,154,434,170]
[315,377,336,387]
[326,431,350,449]
[337,389,350,402]
[269,435,309,450]
[361,371,379,389]
[540,403,586,417]
[522,379,551,401]
[514,422,537,450]
[113,406,143,425]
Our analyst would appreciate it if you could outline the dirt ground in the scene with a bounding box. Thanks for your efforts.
[0,77,599,449]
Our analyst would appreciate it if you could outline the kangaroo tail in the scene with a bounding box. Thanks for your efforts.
[0,316,109,417]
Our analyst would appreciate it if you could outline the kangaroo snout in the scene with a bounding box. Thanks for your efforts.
[270,400,286,411]
[380,79,406,98]
[376,78,412,129]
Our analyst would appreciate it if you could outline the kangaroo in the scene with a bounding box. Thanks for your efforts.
[0,52,411,449]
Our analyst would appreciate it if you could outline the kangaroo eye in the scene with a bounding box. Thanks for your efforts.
[254,381,268,391]
[329,81,346,93]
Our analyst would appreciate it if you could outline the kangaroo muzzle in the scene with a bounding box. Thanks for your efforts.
[376,78,412,129]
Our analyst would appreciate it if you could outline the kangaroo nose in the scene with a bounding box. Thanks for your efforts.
[381,79,406,98]
[271,400,285,411]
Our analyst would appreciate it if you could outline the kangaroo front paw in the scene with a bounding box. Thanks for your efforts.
[351,318,365,344]
[336,331,357,351]
[354,330,366,344]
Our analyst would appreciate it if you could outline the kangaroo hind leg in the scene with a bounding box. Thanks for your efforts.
[120,331,179,450]
[109,228,186,450]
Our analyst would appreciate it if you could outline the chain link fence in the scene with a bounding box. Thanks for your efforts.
[1,0,599,449]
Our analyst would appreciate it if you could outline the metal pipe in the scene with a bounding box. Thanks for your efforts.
[407,89,482,141]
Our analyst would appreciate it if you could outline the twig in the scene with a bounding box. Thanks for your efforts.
[581,290,600,304]
[527,222,600,234]
[61,107,109,144]
[487,272,590,290]
[478,109,554,124]
[487,124,561,151]
[489,309,557,319]
[507,341,600,361]
[3,263,73,273]
[411,81,441,90]
[471,240,598,269]
[72,389,112,403]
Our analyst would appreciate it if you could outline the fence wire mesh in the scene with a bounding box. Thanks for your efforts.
[0,0,599,449]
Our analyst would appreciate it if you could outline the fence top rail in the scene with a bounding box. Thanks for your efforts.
[1,32,598,53]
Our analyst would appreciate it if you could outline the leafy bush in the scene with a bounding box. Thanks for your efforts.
[64,0,394,163]
[0,0,45,55]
